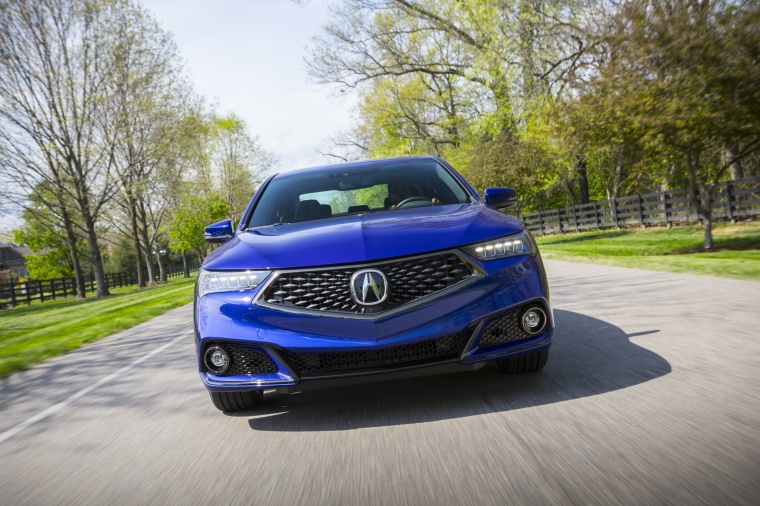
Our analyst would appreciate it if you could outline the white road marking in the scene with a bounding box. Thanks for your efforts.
[0,332,191,444]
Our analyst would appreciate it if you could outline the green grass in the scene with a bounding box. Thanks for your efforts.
[0,277,196,377]
[535,222,760,281]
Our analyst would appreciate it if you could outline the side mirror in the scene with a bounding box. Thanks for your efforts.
[204,219,234,244]
[484,187,518,209]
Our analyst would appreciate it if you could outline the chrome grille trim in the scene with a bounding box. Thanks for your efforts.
[253,250,483,320]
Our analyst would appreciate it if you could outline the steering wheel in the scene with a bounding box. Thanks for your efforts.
[396,196,433,209]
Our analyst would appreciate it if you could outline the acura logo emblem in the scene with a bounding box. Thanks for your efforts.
[349,269,388,306]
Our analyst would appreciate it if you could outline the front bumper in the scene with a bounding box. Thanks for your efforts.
[195,253,552,392]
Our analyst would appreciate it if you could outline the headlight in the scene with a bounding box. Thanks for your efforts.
[197,268,270,297]
[462,230,537,261]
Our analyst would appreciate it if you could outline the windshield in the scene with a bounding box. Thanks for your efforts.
[245,160,470,228]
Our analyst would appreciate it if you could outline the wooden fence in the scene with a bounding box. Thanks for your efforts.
[0,262,199,309]
[522,176,760,235]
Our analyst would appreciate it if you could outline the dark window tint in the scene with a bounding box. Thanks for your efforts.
[246,160,470,228]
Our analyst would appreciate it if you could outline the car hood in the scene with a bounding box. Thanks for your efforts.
[203,203,524,270]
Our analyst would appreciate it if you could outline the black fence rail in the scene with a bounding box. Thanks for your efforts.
[522,176,760,235]
[0,263,199,310]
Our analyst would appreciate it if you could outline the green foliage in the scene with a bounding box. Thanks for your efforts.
[11,206,82,280]
[22,250,73,280]
[104,236,138,275]
[168,195,230,256]
[354,185,388,209]
[462,129,570,212]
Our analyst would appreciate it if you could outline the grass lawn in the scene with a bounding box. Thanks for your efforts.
[535,221,760,281]
[0,277,196,378]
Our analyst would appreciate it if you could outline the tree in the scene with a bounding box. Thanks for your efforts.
[0,0,126,296]
[566,0,760,248]
[168,195,230,265]
[209,115,276,223]
[12,206,87,280]
[106,1,184,286]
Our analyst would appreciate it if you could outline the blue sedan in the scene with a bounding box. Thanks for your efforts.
[195,156,553,412]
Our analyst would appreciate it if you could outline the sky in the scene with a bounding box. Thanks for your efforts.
[141,0,357,172]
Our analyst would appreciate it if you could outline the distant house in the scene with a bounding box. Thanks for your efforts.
[0,242,32,280]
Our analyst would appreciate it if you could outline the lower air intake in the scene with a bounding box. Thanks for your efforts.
[282,327,473,377]
[477,304,545,348]
[208,344,279,376]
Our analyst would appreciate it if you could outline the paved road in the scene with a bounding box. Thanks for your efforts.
[1,260,759,505]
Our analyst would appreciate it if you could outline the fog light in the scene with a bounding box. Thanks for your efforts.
[205,346,230,373]
[521,307,546,334]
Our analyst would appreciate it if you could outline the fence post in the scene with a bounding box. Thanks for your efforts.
[25,282,31,305]
[38,280,44,302]
[637,194,645,228]
[538,211,544,235]
[613,198,620,228]
[724,181,734,223]
[89,277,94,293]
[11,283,17,308]
[557,209,563,233]
[594,202,600,230]
[572,206,578,231]
[51,280,56,301]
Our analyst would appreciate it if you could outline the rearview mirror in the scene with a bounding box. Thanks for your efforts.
[204,219,234,244]
[484,187,518,209]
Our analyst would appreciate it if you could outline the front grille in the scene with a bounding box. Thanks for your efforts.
[281,326,473,376]
[477,305,543,348]
[212,344,279,376]
[260,252,473,315]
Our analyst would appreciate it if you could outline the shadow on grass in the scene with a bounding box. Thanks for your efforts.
[671,234,760,254]
[535,230,630,246]
[241,309,670,432]
[0,293,131,320]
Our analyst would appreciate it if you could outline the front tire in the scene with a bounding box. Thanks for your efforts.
[209,390,264,412]
[497,350,549,374]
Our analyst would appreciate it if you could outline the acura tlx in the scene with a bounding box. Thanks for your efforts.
[194,155,552,412]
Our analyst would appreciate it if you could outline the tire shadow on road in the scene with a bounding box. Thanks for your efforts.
[245,309,671,432]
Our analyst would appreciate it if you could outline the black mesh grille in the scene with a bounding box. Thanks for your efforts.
[281,327,473,376]
[262,253,472,314]
[211,344,278,376]
[260,253,473,315]
[477,304,544,348]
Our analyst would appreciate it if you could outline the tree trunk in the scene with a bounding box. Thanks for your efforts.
[613,154,624,199]
[129,201,146,288]
[182,250,190,278]
[725,143,744,180]
[60,206,86,298]
[83,215,110,297]
[137,204,156,284]
[76,188,109,297]
[686,157,714,250]
[576,158,590,205]
[156,248,167,282]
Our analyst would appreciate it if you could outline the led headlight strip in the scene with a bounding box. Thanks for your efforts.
[197,268,270,297]
[462,230,537,260]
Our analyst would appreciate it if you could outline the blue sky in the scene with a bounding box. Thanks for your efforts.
[141,0,356,172]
